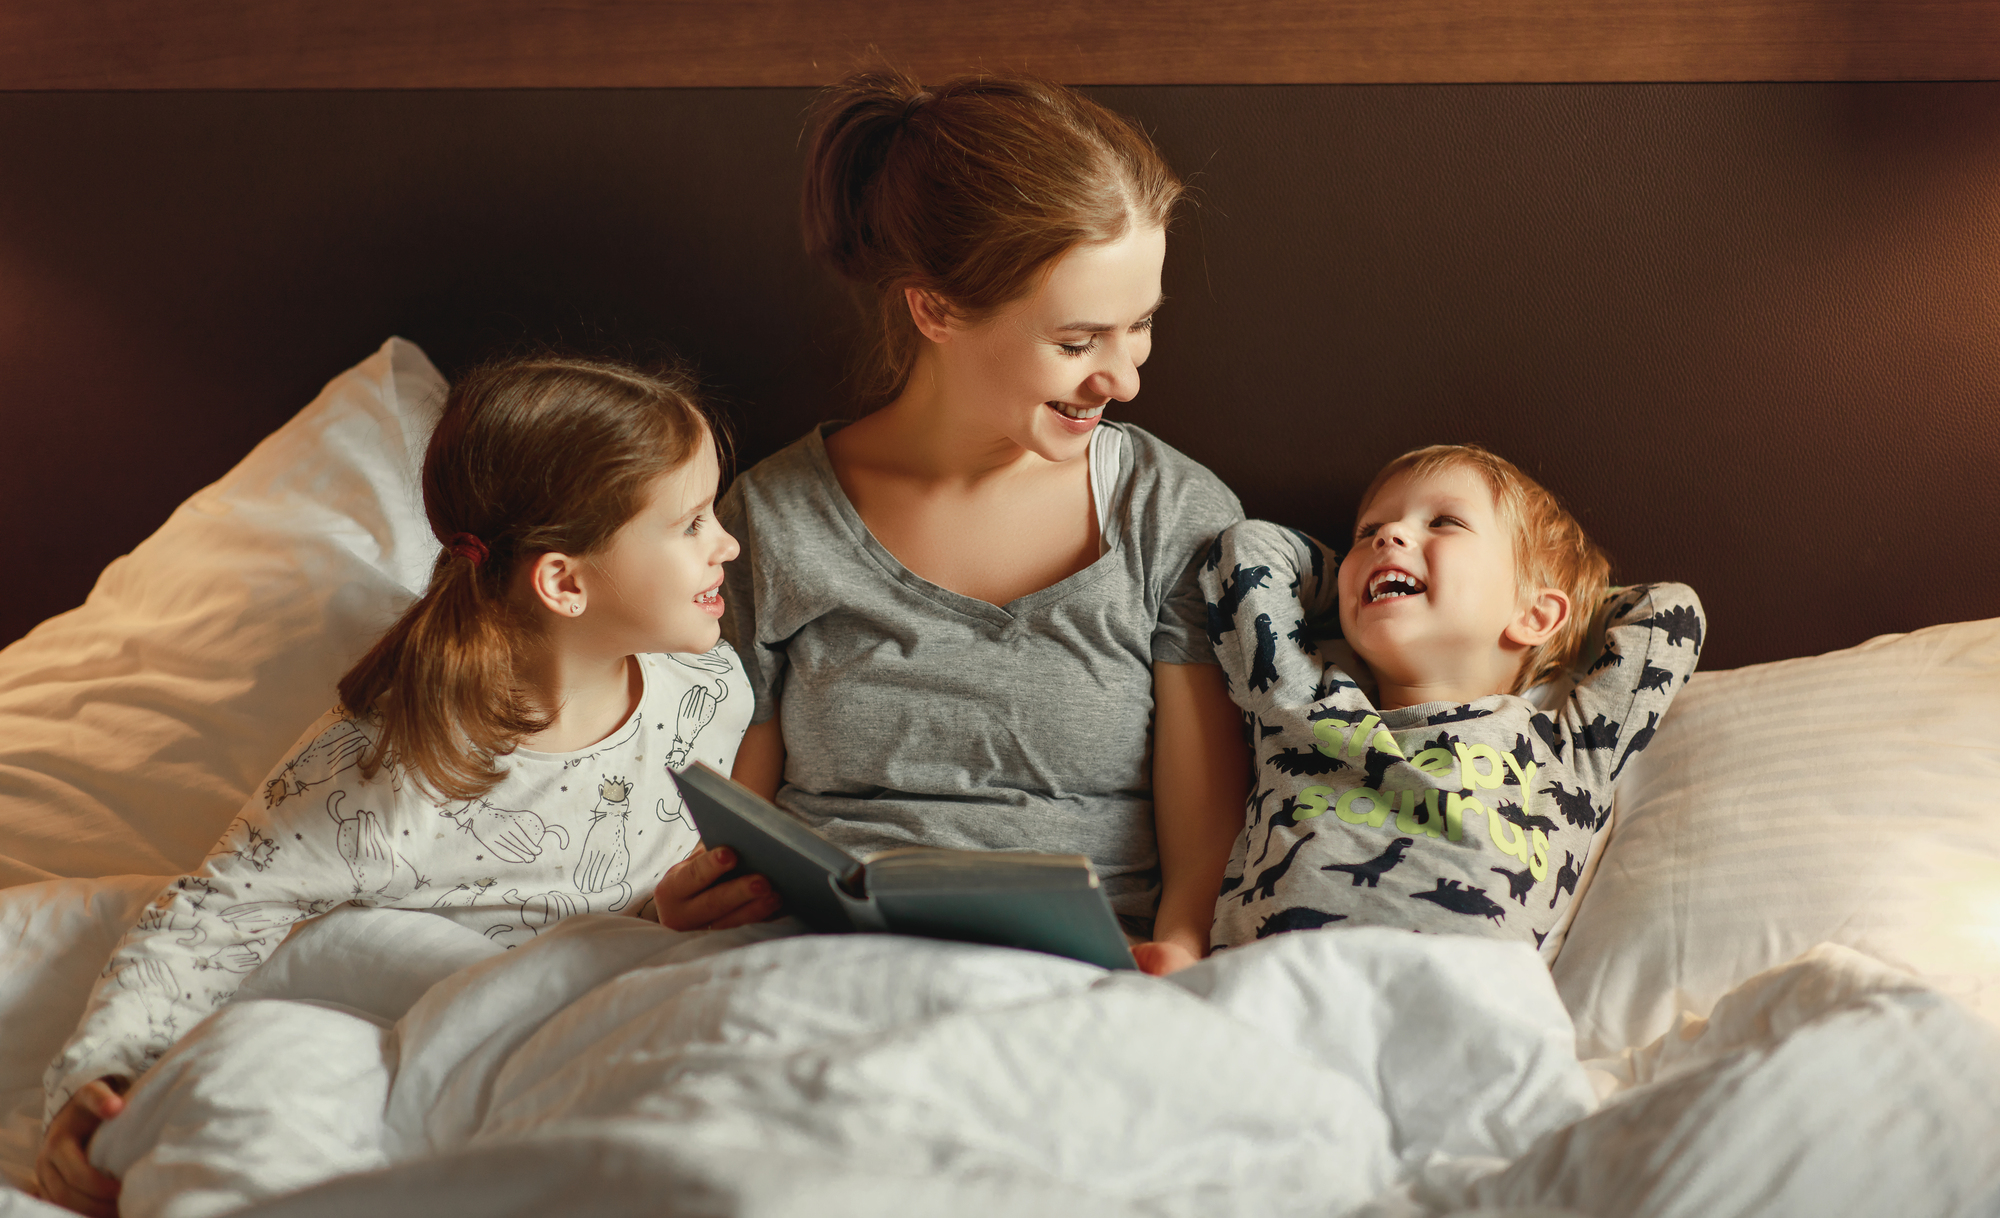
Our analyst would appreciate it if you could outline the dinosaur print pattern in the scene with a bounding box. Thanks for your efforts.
[46,649,754,1124]
[1238,832,1315,904]
[1411,878,1507,924]
[1205,564,1273,647]
[1247,614,1282,693]
[1269,746,1345,776]
[1198,520,1703,955]
[1320,837,1415,887]
[1549,851,1583,909]
[1254,906,1348,939]
[1490,863,1538,906]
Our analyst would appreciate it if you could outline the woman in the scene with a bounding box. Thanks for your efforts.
[703,69,1247,974]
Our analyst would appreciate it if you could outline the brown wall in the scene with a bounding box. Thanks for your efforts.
[3,85,1998,669]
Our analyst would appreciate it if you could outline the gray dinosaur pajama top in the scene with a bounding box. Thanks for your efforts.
[1200,521,1704,954]
[46,646,750,1120]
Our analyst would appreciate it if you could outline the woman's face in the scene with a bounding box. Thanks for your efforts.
[928,223,1166,462]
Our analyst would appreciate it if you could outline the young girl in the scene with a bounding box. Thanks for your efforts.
[36,355,769,1215]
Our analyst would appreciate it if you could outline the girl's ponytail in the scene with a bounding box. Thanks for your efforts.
[337,538,542,801]
[337,356,714,802]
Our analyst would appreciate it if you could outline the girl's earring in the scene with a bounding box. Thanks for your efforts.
[570,604,582,615]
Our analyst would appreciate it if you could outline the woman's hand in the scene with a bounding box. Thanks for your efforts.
[36,1076,127,1217]
[1132,939,1201,976]
[652,844,783,930]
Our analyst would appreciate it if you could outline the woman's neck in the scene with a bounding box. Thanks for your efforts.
[849,367,1055,487]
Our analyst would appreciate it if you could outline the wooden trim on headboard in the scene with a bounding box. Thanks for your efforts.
[4,1,1998,89]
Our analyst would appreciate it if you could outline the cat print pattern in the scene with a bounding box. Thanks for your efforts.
[45,648,754,1122]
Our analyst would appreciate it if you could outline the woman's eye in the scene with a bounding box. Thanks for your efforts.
[1132,316,1155,334]
[1058,338,1097,358]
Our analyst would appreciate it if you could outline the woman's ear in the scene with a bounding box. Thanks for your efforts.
[904,286,955,344]
[1504,588,1571,649]
[526,551,588,618]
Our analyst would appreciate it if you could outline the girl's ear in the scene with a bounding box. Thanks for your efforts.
[526,551,588,618]
[904,286,955,344]
[1504,587,1570,648]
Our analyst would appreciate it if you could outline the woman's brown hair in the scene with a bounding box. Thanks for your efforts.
[802,67,1184,404]
[1358,444,1613,694]
[337,355,718,801]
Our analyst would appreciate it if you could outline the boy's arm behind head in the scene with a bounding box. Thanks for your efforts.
[1547,583,1706,792]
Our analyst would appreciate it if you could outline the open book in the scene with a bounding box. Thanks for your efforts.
[669,763,1138,971]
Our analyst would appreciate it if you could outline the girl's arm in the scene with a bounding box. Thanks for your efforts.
[648,711,788,930]
[1142,661,1251,974]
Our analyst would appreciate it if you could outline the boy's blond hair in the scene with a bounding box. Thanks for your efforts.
[1357,444,1611,694]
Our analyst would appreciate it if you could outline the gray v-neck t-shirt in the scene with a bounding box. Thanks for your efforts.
[717,421,1243,921]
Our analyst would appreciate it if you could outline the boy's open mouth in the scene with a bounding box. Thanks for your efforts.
[1365,568,1428,603]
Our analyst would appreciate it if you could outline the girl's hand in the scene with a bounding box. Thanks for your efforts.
[653,844,783,931]
[36,1076,127,1217]
[1132,940,1201,976]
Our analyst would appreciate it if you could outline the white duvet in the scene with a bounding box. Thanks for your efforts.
[4,878,1999,1218]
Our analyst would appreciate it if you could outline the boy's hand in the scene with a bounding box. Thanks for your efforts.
[652,844,782,931]
[1132,939,1201,976]
[36,1076,127,1217]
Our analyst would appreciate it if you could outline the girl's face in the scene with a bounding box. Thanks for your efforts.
[928,223,1166,462]
[583,438,738,657]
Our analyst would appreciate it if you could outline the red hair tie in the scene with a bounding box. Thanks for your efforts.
[446,533,489,567]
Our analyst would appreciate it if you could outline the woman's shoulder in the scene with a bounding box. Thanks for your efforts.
[726,425,834,502]
[1108,421,1244,534]
[721,425,851,536]
[1111,423,1238,500]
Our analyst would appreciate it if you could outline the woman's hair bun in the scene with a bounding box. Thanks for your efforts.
[801,67,1184,404]
[800,67,929,282]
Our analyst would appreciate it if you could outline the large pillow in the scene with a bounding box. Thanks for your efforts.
[0,339,446,886]
[1552,616,2000,1059]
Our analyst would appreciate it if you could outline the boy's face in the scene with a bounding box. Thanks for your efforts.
[1337,465,1528,691]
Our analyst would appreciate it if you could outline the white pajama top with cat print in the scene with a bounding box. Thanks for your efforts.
[45,646,751,1121]
[1201,521,1703,956]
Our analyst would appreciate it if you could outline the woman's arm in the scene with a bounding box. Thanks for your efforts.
[731,713,786,801]
[1142,661,1251,974]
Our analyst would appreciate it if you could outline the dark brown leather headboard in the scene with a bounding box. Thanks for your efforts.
[4,84,1997,669]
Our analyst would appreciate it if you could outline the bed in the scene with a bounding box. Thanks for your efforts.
[5,12,2000,1215]
[2,334,1996,1215]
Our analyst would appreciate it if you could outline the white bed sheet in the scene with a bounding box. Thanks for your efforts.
[5,876,1998,1218]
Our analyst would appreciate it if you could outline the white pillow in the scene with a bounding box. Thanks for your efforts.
[1552,616,2000,1059]
[0,339,446,887]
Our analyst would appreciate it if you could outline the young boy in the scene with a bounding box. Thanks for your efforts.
[1201,444,1703,955]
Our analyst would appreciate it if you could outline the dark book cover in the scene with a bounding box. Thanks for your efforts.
[671,763,1137,971]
